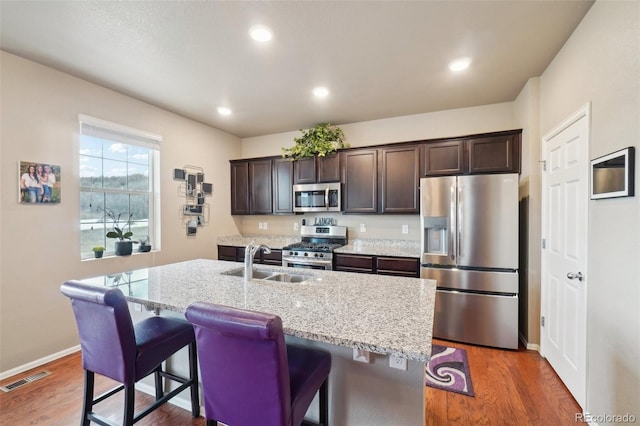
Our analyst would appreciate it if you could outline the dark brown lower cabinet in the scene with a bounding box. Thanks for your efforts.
[376,256,419,278]
[217,245,281,265]
[334,254,375,274]
[334,253,419,277]
[261,249,283,265]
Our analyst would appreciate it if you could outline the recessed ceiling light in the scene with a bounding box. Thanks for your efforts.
[313,86,329,98]
[217,107,232,116]
[449,58,471,72]
[249,25,273,42]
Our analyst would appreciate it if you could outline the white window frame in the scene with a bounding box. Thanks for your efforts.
[79,115,161,259]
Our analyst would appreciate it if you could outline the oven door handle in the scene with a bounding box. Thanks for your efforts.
[325,188,330,210]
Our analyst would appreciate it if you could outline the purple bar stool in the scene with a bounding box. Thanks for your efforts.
[185,302,331,426]
[60,281,200,426]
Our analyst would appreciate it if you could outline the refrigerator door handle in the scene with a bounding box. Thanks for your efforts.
[458,185,463,259]
[450,184,456,261]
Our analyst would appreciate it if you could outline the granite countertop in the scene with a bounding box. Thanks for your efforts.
[335,239,421,258]
[79,259,435,362]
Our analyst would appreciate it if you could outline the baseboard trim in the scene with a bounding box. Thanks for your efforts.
[0,345,81,381]
[518,333,540,352]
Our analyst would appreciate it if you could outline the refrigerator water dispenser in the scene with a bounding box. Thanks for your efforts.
[423,217,448,255]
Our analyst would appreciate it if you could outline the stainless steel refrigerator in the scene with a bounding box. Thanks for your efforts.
[420,174,519,349]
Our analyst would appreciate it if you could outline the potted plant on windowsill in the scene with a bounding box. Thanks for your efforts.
[102,208,134,256]
[92,246,105,258]
[281,122,349,160]
[137,235,152,253]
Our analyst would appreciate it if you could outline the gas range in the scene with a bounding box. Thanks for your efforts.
[282,225,347,269]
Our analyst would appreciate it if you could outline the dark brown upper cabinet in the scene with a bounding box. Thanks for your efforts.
[343,149,378,213]
[293,153,341,184]
[249,160,273,214]
[230,159,273,215]
[272,158,294,214]
[230,161,250,215]
[467,133,520,174]
[379,145,420,213]
[420,130,521,176]
[420,140,465,176]
[231,129,521,216]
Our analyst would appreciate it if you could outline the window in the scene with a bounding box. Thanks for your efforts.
[79,115,160,259]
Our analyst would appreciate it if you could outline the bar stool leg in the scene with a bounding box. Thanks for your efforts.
[154,366,163,400]
[81,370,94,426]
[123,384,135,426]
[188,342,200,417]
[319,378,329,426]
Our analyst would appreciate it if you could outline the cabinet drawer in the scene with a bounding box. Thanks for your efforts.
[218,245,238,261]
[376,257,419,277]
[261,249,283,265]
[335,254,374,269]
[376,256,419,272]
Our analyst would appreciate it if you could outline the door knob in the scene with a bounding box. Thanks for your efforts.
[567,272,584,281]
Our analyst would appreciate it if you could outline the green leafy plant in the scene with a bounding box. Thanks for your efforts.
[282,123,349,160]
[101,207,133,241]
[92,246,105,252]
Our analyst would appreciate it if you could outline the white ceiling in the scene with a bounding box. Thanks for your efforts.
[0,1,593,138]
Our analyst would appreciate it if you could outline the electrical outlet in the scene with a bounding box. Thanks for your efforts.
[263,222,268,230]
[402,224,409,234]
[389,355,407,370]
[294,222,299,231]
[360,223,366,233]
[353,348,371,363]
[258,222,263,230]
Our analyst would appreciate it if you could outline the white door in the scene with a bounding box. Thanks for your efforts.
[541,104,589,409]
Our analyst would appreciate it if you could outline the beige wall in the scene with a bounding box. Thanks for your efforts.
[0,52,242,372]
[242,102,517,158]
[514,77,542,347]
[539,0,639,418]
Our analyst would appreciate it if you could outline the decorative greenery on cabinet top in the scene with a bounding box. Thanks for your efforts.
[282,123,349,160]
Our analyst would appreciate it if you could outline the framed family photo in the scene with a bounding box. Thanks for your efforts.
[18,161,61,204]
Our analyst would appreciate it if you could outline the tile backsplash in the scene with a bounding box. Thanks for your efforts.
[240,213,421,241]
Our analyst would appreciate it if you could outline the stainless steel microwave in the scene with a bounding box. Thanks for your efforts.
[293,183,341,212]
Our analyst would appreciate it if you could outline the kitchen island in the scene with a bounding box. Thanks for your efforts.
[77,259,436,425]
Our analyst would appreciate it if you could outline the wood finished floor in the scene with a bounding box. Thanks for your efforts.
[1,339,582,425]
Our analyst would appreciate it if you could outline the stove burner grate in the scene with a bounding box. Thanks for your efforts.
[283,242,344,253]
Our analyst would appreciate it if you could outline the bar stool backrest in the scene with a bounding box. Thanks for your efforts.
[61,282,136,385]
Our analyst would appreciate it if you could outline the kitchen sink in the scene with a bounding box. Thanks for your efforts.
[221,268,314,283]
[263,273,312,283]
[221,268,274,279]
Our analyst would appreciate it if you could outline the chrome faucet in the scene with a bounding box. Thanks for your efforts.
[244,241,271,280]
